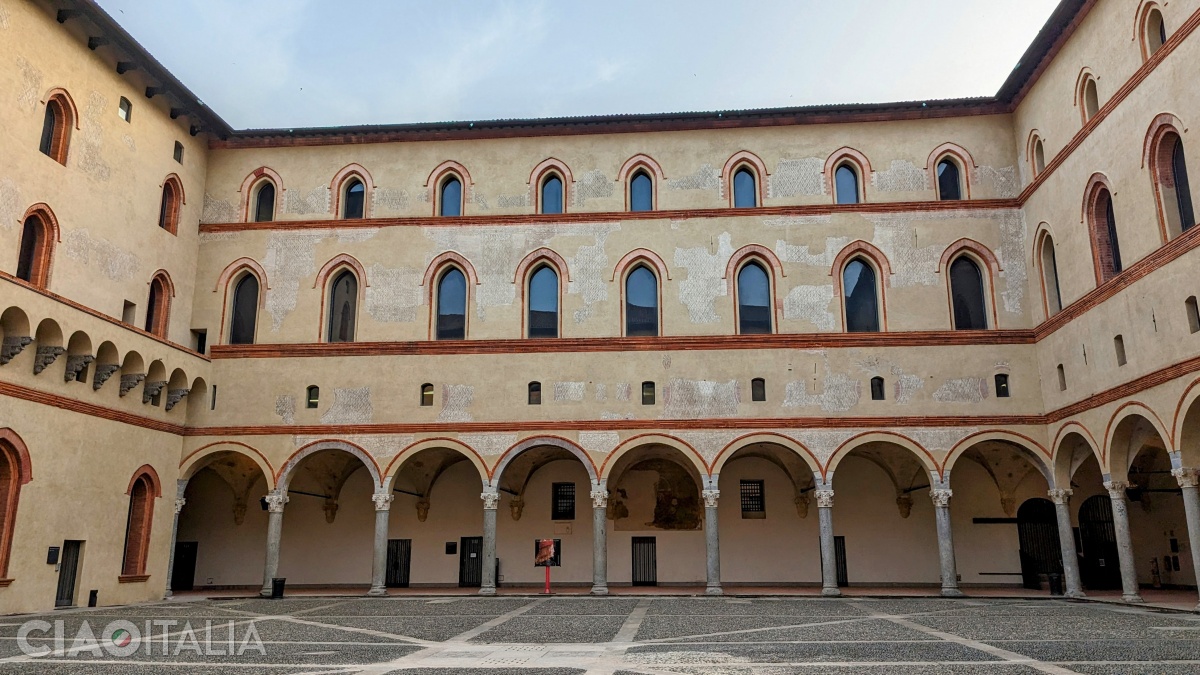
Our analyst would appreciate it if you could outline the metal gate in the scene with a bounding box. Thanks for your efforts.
[55,540,83,607]
[632,536,657,586]
[1078,495,1121,590]
[459,536,483,587]
[386,539,411,588]
[1017,498,1062,589]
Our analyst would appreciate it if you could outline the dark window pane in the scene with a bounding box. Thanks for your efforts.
[995,374,1010,398]
[16,217,38,282]
[40,105,56,156]
[552,483,575,520]
[751,378,766,402]
[440,177,462,217]
[641,381,655,405]
[306,386,319,408]
[630,172,653,211]
[158,184,172,229]
[950,257,988,330]
[436,268,467,340]
[343,180,365,219]
[937,160,962,201]
[835,165,859,204]
[327,271,357,342]
[541,176,563,214]
[528,266,559,338]
[145,282,162,333]
[733,168,757,208]
[870,376,885,401]
[1104,193,1122,273]
[528,381,541,405]
[254,183,275,222]
[1173,140,1195,231]
[843,259,880,332]
[737,262,771,334]
[229,274,259,344]
[625,266,658,336]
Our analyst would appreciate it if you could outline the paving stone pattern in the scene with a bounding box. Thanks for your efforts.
[1,595,1199,672]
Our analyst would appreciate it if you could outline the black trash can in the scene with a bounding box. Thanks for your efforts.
[270,577,286,599]
[1047,573,1064,596]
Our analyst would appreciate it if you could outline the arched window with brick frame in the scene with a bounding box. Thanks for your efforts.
[145,271,174,338]
[158,175,184,235]
[435,267,467,340]
[1037,228,1064,316]
[1084,176,1123,284]
[1136,3,1168,61]
[0,429,33,583]
[326,270,359,343]
[15,205,58,289]
[1145,116,1195,241]
[121,466,160,579]
[1076,70,1101,125]
[228,273,260,345]
[39,90,76,165]
[253,180,276,222]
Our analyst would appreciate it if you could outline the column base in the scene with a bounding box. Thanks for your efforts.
[1122,593,1145,603]
[820,587,842,597]
[258,588,272,598]
[366,586,388,597]
[1064,590,1087,600]
[590,585,609,596]
[705,584,723,596]
[940,587,965,598]
[478,586,497,596]
[164,590,173,598]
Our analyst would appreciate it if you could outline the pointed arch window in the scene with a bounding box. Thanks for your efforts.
[527,265,559,338]
[1032,137,1046,177]
[436,267,467,340]
[440,176,463,217]
[1080,76,1100,124]
[121,473,155,577]
[1144,8,1167,59]
[342,179,365,219]
[1040,233,1063,316]
[1151,131,1195,239]
[949,256,988,330]
[253,181,275,222]
[228,274,259,345]
[834,164,860,204]
[39,94,72,165]
[736,261,772,334]
[842,258,880,333]
[625,265,659,337]
[630,171,653,212]
[327,270,358,342]
[1089,186,1123,282]
[936,159,963,201]
[733,167,757,208]
[158,177,182,234]
[540,175,564,215]
[16,214,53,288]
[145,274,171,338]
[0,433,31,582]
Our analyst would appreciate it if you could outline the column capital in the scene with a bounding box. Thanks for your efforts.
[815,489,835,508]
[929,488,953,508]
[480,490,500,510]
[1172,468,1200,488]
[590,489,608,509]
[372,493,394,511]
[702,489,720,508]
[1103,480,1131,499]
[173,497,187,515]
[1047,488,1073,505]
[265,492,289,513]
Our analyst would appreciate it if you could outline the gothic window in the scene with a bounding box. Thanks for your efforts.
[736,262,772,334]
[1033,137,1046,176]
[1152,132,1195,239]
[121,472,156,577]
[1090,187,1123,281]
[949,256,988,330]
[937,158,963,201]
[1040,233,1063,315]
[625,265,659,337]
[0,435,27,580]
[835,164,860,204]
[733,167,757,208]
[158,177,182,234]
[541,175,564,214]
[527,265,559,338]
[436,267,467,340]
[16,214,52,288]
[39,94,72,165]
[630,170,653,211]
[842,258,880,332]
[1081,76,1100,123]
[342,178,365,219]
[1145,8,1167,58]
[228,274,259,345]
[253,181,275,222]
[145,274,171,338]
[326,270,358,342]
[440,176,463,217]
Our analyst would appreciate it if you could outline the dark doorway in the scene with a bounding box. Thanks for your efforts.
[632,536,657,586]
[835,535,849,587]
[1078,495,1122,590]
[170,541,198,591]
[386,539,412,588]
[1017,498,1062,590]
[459,536,483,587]
[55,540,84,607]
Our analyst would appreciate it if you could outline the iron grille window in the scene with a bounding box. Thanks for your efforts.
[552,483,575,520]
[740,480,765,518]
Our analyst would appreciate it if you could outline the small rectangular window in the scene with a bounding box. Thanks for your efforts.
[1057,364,1067,391]
[306,385,319,409]
[192,329,207,354]
[118,97,132,122]
[994,374,1010,398]
[173,141,184,163]
[210,384,217,411]
[1114,335,1127,366]
[642,381,655,405]
[552,483,575,520]
[420,384,434,407]
[122,301,136,324]
[740,479,765,518]
[1187,297,1199,333]
[528,382,541,405]
[751,378,766,402]
[870,377,885,401]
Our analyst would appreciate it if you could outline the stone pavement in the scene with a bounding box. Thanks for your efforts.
[2,595,1200,673]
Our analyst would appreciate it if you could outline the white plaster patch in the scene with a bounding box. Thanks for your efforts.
[78,91,110,181]
[372,187,411,215]
[320,387,373,424]
[571,169,613,207]
[198,232,237,243]
[121,134,135,151]
[0,178,21,229]
[364,263,421,323]
[496,190,530,208]
[665,164,719,191]
[284,186,330,215]
[615,383,632,402]
[579,431,620,454]
[677,431,741,464]
[460,432,518,458]
[892,367,926,405]
[274,395,295,425]
[62,229,141,281]
[974,166,1020,199]
[553,381,586,402]
[568,228,612,324]
[593,383,607,401]
[787,429,857,465]
[673,232,734,324]
[783,285,836,330]
[470,188,489,210]
[15,56,41,112]
[202,194,238,223]
[769,157,825,198]
[663,378,739,419]
[783,375,861,412]
[898,427,979,454]
[865,215,942,287]
[263,231,323,330]
[996,210,1028,315]
[774,236,849,268]
[932,377,989,403]
[437,384,474,422]
[871,160,927,193]
[0,5,10,28]
[600,411,634,420]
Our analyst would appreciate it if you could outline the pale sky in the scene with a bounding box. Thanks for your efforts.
[95,0,1060,130]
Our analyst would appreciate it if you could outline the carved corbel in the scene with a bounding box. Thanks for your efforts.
[64,354,94,382]
[142,380,167,404]
[416,498,430,522]
[232,497,247,525]
[32,346,65,374]
[1,336,33,364]
[896,492,914,518]
[795,492,810,518]
[165,387,190,411]
[93,363,120,390]
[119,373,145,397]
[323,498,339,523]
[509,497,525,521]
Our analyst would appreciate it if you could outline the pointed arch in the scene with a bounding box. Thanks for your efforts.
[157,174,185,235]
[39,88,78,165]
[513,247,572,284]
[723,244,785,288]
[600,433,708,482]
[1082,172,1122,284]
[277,439,383,491]
[611,248,670,282]
[214,257,270,295]
[722,150,768,207]
[330,163,375,218]
[1134,1,1167,61]
[493,436,599,486]
[1142,113,1194,242]
[1033,223,1065,318]
[421,251,480,290]
[121,464,161,578]
[1026,129,1047,178]
[529,158,573,214]
[0,428,32,582]
[16,203,61,288]
[178,441,276,490]
[826,431,939,479]
[616,251,666,337]
[1074,68,1100,125]
[824,146,872,201]
[316,255,366,342]
[939,239,1001,330]
[711,432,822,479]
[727,245,782,335]
[40,87,80,130]
[238,166,283,222]
[314,253,369,291]
[145,270,175,338]
[518,249,567,339]
[830,240,893,292]
[423,254,476,340]
[618,154,665,211]
[426,160,472,217]
[927,143,974,200]
[217,259,267,345]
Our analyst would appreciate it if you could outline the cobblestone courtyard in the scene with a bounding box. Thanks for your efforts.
[3,595,1200,673]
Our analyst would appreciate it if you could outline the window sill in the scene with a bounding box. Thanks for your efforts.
[0,578,13,587]
[118,574,150,584]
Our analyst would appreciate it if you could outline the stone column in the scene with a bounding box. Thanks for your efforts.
[1171,468,1200,610]
[930,488,963,597]
[368,492,393,596]
[1104,480,1144,603]
[479,489,499,596]
[1048,488,1085,598]
[164,479,187,598]
[590,485,609,595]
[259,491,288,597]
[815,489,840,597]
[703,488,722,595]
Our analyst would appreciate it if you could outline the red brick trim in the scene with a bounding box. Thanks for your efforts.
[516,249,568,338]
[938,238,1002,274]
[1082,172,1119,285]
[601,433,706,481]
[529,158,572,214]
[927,143,974,199]
[1074,68,1099,126]
[725,245,784,334]
[1050,421,1102,464]
[383,437,490,484]
[41,88,80,130]
[612,249,670,282]
[494,435,599,483]
[514,248,571,284]
[0,429,32,580]
[146,271,174,339]
[1134,1,1165,61]
[426,160,472,217]
[118,574,150,583]
[943,429,1052,472]
[1103,401,1174,465]
[617,154,665,211]
[238,167,283,223]
[711,432,822,477]
[1142,113,1188,243]
[422,253,477,340]
[158,175,185,235]
[830,240,892,292]
[215,258,268,344]
[0,430,33,485]
[18,204,60,289]
[824,147,872,201]
[315,254,368,342]
[330,163,374,218]
[421,252,480,289]
[1026,129,1046,179]
[826,430,940,479]
[179,441,275,488]
[1032,225,1058,320]
[1171,376,1200,452]
[121,467,159,576]
[722,151,768,207]
[126,464,162,497]
[277,438,383,489]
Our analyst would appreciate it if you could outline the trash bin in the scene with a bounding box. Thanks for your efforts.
[1047,573,1063,596]
[270,577,286,599]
